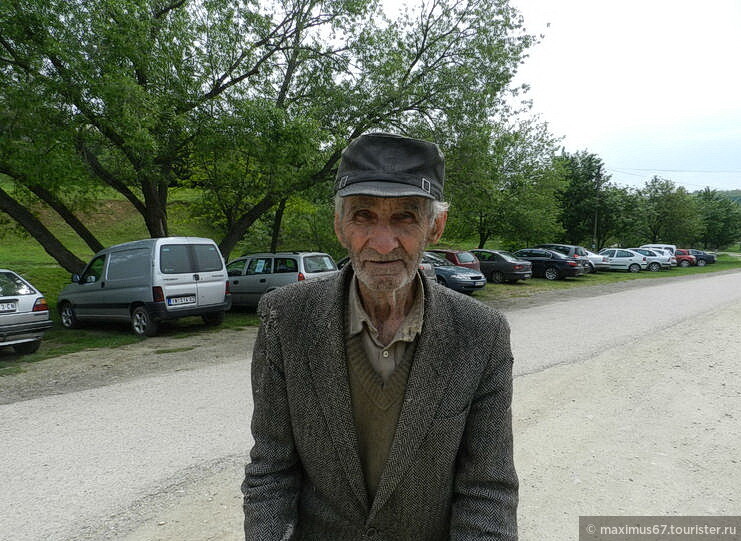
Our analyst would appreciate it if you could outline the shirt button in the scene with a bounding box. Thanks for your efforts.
[382,351,389,358]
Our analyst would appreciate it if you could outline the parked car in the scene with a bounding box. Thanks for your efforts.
[469,249,532,283]
[427,249,481,271]
[422,252,486,293]
[511,248,585,280]
[533,243,591,273]
[228,252,338,307]
[640,243,677,256]
[682,249,716,266]
[672,250,697,267]
[598,248,648,272]
[647,247,677,267]
[335,256,435,280]
[0,269,53,354]
[584,249,611,273]
[58,237,231,337]
[629,248,671,272]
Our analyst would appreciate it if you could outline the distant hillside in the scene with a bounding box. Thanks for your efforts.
[719,190,741,204]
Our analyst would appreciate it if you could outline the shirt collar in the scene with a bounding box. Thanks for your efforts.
[348,270,425,343]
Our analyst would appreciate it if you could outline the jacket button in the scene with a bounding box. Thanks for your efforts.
[365,527,378,537]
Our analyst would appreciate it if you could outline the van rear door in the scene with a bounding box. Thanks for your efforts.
[157,242,226,312]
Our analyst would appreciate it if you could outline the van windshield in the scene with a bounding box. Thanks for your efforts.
[160,244,224,274]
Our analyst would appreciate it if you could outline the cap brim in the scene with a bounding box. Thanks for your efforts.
[336,180,435,199]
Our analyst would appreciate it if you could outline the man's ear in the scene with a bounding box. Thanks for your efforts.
[428,211,447,244]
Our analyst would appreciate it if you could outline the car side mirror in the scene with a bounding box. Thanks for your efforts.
[71,273,80,283]
[85,275,97,283]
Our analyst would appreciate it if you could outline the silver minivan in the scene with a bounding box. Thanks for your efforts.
[226,251,338,307]
[58,237,231,337]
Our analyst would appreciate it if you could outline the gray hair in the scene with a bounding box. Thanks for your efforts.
[334,194,449,226]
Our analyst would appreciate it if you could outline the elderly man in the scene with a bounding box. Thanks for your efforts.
[242,133,518,540]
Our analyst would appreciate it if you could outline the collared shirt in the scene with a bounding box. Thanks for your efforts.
[347,272,424,382]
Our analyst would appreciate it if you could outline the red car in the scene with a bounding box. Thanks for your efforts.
[673,250,697,268]
[427,249,481,271]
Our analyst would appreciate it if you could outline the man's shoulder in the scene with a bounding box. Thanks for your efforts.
[257,272,341,319]
[429,280,508,326]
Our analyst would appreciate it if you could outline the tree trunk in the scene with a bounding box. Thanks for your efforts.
[0,187,86,273]
[26,184,104,253]
[270,198,287,253]
[219,196,276,260]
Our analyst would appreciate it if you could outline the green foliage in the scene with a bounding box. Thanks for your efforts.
[639,176,701,245]
[693,187,741,249]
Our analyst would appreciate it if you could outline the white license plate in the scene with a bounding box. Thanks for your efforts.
[0,302,17,312]
[167,295,196,306]
[474,281,485,287]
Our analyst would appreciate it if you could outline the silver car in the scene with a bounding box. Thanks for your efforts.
[598,248,648,272]
[629,248,672,271]
[227,252,338,307]
[0,269,53,354]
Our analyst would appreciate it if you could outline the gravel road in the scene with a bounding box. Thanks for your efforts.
[1,271,740,541]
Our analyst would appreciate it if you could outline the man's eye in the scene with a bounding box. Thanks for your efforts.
[393,212,417,223]
[353,210,373,222]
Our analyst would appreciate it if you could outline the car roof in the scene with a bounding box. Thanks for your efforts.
[428,248,470,254]
[236,251,330,258]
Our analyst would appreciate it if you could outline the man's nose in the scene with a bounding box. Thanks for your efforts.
[367,223,400,254]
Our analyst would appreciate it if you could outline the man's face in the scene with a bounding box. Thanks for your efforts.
[334,195,446,292]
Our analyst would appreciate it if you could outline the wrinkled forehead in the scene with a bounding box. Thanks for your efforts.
[341,195,428,214]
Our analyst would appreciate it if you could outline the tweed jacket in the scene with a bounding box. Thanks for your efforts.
[242,265,518,540]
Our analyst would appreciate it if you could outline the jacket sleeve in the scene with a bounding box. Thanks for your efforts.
[449,315,519,540]
[242,298,301,540]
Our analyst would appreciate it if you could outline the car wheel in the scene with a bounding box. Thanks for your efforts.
[491,271,504,283]
[436,276,447,287]
[59,302,80,329]
[544,267,559,281]
[679,260,690,268]
[202,311,225,326]
[648,262,661,272]
[587,263,595,274]
[696,259,706,267]
[131,306,158,337]
[13,340,41,355]
[628,263,641,273]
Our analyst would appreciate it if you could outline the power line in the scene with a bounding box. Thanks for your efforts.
[609,167,741,174]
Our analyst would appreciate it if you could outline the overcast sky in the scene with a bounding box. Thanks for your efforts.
[508,0,741,192]
[383,0,741,192]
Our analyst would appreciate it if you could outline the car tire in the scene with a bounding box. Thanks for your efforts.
[202,311,225,326]
[679,260,690,268]
[544,267,559,281]
[13,340,41,355]
[491,271,504,284]
[436,276,447,287]
[131,306,159,337]
[697,259,706,267]
[59,302,80,329]
[628,263,641,273]
[587,263,595,274]
[648,262,661,272]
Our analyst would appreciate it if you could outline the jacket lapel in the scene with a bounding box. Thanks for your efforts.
[369,278,453,518]
[307,266,370,512]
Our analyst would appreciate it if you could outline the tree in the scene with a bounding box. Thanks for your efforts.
[1,0,536,265]
[444,116,564,249]
[555,150,610,249]
[639,176,701,245]
[694,187,741,249]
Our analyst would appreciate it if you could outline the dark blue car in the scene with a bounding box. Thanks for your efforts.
[422,252,486,294]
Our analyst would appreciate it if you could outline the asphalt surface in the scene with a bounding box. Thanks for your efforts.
[2,271,740,540]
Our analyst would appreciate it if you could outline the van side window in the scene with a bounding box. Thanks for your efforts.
[247,258,272,275]
[193,244,224,272]
[107,248,149,280]
[160,245,191,274]
[275,258,298,273]
[81,255,106,283]
[227,260,247,276]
